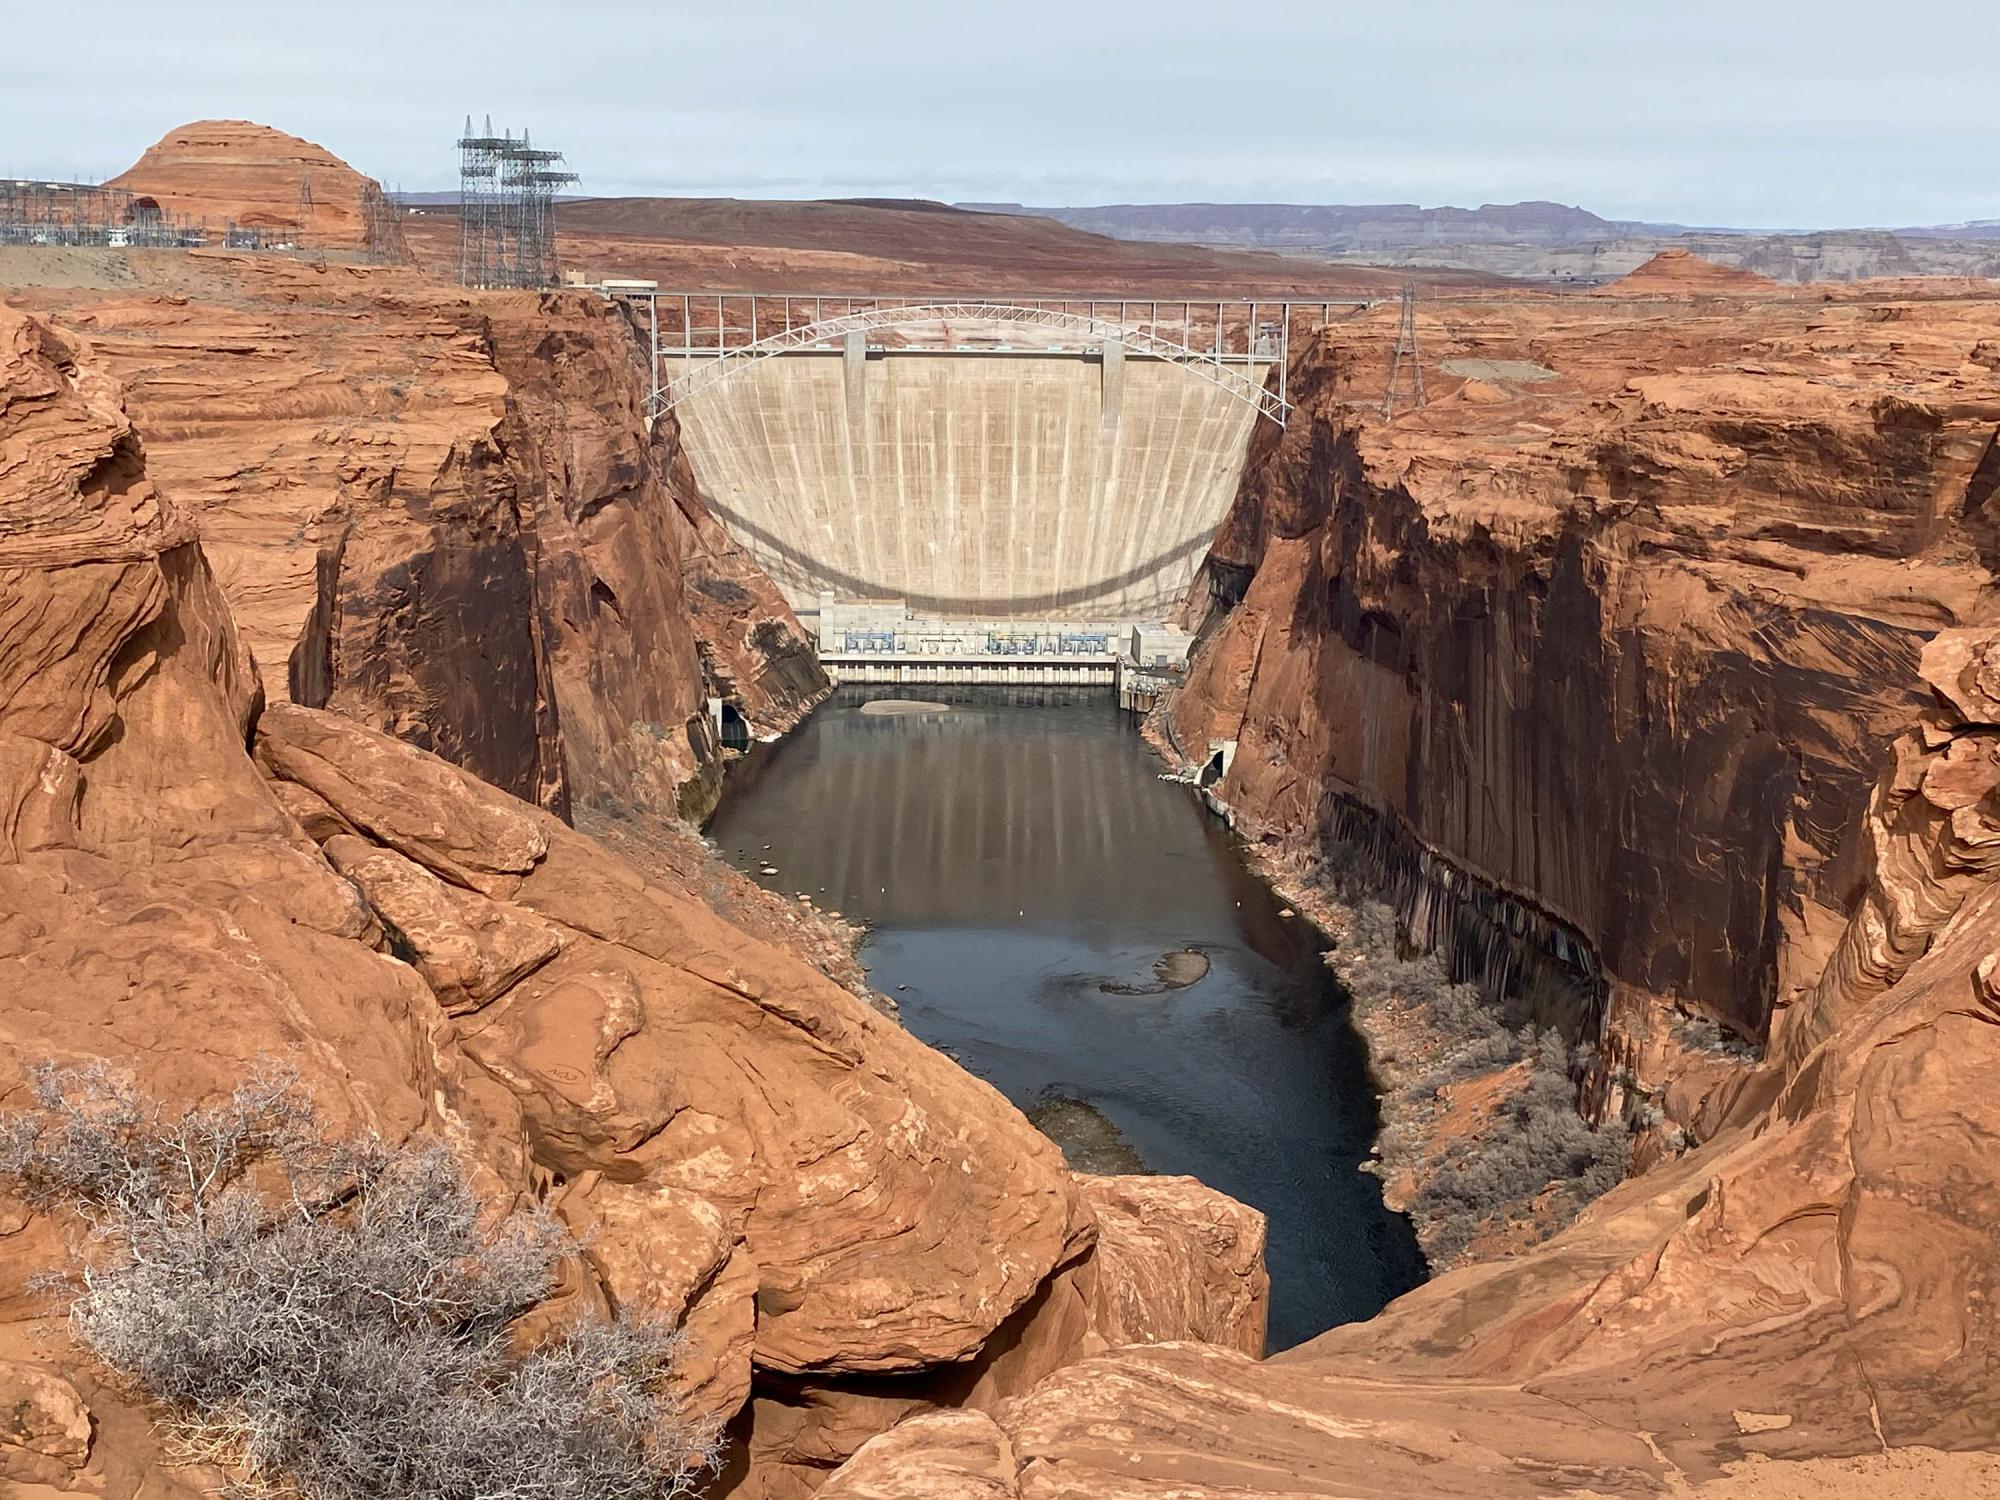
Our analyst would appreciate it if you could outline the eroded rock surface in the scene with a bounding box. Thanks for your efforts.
[11,224,825,823]
[0,296,1259,1497]
[1171,283,2000,1057]
[108,119,384,250]
[0,1360,93,1486]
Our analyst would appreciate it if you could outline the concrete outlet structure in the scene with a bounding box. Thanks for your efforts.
[665,344,1271,621]
[811,596,1191,687]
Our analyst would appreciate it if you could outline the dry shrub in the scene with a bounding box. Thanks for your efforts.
[1328,897,1633,1265]
[0,1060,719,1500]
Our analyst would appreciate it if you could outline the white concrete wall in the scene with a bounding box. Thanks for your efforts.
[666,350,1268,620]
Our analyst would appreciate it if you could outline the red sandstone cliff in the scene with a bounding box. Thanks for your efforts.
[0,300,1265,1496]
[12,251,824,823]
[1172,287,1999,1054]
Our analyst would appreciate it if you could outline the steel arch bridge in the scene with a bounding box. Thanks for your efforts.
[602,291,1372,427]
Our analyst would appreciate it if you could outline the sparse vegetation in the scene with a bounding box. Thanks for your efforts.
[1408,1028,1633,1264]
[0,1060,719,1500]
[1669,1007,1763,1063]
[1325,894,1634,1267]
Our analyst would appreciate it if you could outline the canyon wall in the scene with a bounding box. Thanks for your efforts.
[13,252,825,823]
[0,300,1266,1497]
[813,277,2000,1497]
[1172,275,2000,1054]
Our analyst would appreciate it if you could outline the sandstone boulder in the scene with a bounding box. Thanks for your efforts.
[815,1410,1018,1500]
[0,1361,92,1486]
[257,702,549,893]
[1071,1173,1267,1356]
[320,834,563,1012]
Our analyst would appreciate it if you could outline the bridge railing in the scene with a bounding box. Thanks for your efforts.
[635,291,1368,360]
[600,289,1377,427]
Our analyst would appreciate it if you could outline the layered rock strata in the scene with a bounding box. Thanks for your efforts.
[1171,283,2000,1058]
[0,302,1264,1497]
[11,251,825,823]
[108,120,385,251]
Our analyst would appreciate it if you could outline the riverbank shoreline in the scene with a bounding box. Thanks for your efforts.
[1136,695,1638,1272]
[705,684,1425,1344]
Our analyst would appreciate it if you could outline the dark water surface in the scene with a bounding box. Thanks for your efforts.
[707,686,1423,1349]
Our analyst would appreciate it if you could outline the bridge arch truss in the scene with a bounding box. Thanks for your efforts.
[604,291,1373,428]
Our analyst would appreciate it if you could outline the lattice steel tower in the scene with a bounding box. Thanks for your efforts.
[295,173,315,249]
[1382,284,1426,419]
[457,116,577,289]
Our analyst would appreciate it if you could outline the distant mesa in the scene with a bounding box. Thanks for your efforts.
[822,198,975,216]
[108,119,384,250]
[1603,247,1778,295]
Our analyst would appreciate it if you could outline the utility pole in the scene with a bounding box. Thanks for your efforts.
[1383,284,1426,419]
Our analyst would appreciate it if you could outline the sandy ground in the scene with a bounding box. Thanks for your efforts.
[0,245,141,289]
[1653,1448,2000,1498]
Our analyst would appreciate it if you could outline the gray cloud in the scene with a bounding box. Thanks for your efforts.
[5,0,1995,228]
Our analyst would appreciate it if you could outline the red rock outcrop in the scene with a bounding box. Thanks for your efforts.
[1602,246,1782,296]
[1774,626,2000,1073]
[10,250,826,823]
[1173,287,2000,1053]
[824,616,2000,1494]
[0,295,1266,1497]
[108,120,384,250]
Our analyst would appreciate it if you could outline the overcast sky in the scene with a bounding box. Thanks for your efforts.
[7,1,1996,229]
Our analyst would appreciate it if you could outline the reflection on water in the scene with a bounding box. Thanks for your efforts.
[708,686,1424,1349]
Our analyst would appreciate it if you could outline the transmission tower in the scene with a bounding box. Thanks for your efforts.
[295,173,315,249]
[456,115,576,290]
[1382,284,1426,419]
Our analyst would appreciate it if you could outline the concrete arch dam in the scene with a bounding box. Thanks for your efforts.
[656,302,1286,620]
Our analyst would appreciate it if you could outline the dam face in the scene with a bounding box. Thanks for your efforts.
[666,346,1270,620]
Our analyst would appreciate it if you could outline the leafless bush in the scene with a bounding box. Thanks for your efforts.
[1669,1008,1762,1062]
[0,1060,719,1500]
[1325,896,1633,1266]
[1330,898,1520,1090]
[1406,1028,1633,1263]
